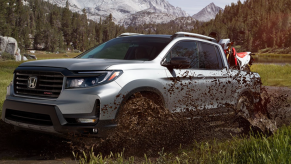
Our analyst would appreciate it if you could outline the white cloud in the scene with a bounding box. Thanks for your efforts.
[167,0,246,15]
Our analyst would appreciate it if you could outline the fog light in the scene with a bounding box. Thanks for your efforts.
[77,118,97,124]
[92,128,98,133]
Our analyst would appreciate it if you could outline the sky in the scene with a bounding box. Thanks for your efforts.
[167,0,246,15]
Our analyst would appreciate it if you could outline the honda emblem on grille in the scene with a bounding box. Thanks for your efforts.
[28,76,38,88]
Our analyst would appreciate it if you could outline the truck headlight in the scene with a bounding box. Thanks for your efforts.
[66,71,122,89]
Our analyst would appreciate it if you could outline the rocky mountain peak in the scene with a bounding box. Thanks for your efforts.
[43,0,189,25]
[192,2,223,22]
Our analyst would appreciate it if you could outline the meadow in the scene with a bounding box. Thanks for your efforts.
[76,126,291,163]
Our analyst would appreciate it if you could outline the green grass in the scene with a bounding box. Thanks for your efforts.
[258,47,291,54]
[251,64,291,87]
[0,61,24,112]
[32,52,80,60]
[255,53,291,58]
[75,126,291,164]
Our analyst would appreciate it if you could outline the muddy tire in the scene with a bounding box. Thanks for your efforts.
[236,94,254,133]
[116,92,169,131]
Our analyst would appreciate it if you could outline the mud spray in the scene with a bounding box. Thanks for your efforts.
[69,71,290,158]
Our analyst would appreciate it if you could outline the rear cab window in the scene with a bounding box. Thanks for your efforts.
[198,42,224,70]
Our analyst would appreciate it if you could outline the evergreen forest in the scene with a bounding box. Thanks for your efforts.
[0,0,290,53]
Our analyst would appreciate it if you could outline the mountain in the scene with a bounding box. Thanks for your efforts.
[192,3,223,22]
[44,0,189,26]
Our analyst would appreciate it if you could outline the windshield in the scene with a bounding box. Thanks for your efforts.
[77,37,171,61]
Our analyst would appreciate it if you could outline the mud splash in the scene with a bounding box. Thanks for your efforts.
[70,86,288,158]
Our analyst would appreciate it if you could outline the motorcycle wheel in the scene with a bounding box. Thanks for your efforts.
[243,65,251,73]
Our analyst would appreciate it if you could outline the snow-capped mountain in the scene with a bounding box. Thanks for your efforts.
[45,0,189,26]
[192,3,223,22]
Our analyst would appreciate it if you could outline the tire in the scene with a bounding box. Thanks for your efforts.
[116,92,168,131]
[236,94,254,133]
[237,94,253,118]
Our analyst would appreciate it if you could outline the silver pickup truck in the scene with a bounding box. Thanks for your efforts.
[2,32,261,137]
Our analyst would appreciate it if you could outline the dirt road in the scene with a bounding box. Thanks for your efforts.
[0,86,290,163]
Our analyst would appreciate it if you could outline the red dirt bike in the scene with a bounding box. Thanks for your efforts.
[218,39,254,72]
[209,32,254,72]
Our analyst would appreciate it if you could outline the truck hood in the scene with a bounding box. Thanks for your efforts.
[19,58,144,70]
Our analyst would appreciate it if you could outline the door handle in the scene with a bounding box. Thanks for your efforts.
[222,74,228,78]
[197,74,205,79]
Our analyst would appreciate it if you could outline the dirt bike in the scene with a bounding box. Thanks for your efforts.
[218,39,254,72]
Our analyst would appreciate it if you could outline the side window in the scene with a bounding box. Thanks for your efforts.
[199,42,223,70]
[215,46,224,68]
[165,41,199,68]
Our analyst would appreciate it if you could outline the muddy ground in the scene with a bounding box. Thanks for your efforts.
[0,86,291,163]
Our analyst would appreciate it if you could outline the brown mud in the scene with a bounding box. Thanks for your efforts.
[0,86,291,162]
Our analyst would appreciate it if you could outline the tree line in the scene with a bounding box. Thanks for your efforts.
[0,0,290,53]
[128,0,291,52]
[195,0,291,52]
[0,0,126,52]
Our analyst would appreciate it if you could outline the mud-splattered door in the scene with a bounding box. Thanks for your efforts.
[194,42,233,111]
[163,40,208,112]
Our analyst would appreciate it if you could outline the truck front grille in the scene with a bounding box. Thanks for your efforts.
[5,109,53,126]
[14,70,64,98]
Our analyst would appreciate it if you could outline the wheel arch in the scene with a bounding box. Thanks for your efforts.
[237,88,255,104]
[114,86,166,118]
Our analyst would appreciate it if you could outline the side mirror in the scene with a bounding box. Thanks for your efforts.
[163,57,191,69]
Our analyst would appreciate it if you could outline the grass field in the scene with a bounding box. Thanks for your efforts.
[75,126,291,163]
[251,64,291,87]
[255,53,291,58]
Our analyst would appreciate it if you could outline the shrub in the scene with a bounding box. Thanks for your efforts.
[58,49,66,53]
[0,52,15,61]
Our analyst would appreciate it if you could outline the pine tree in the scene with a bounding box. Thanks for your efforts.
[62,0,72,48]
[0,0,10,35]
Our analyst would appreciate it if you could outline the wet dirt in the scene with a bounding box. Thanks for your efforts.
[0,86,291,163]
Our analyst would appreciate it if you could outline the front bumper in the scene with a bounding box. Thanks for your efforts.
[1,100,117,137]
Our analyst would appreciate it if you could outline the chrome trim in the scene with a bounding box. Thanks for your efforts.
[78,71,112,74]
[14,71,65,99]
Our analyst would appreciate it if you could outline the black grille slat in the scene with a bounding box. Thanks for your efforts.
[39,84,63,88]
[39,79,63,83]
[16,77,28,81]
[14,70,64,98]
[16,82,28,85]
[16,87,62,92]
[5,109,53,126]
[15,91,59,98]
